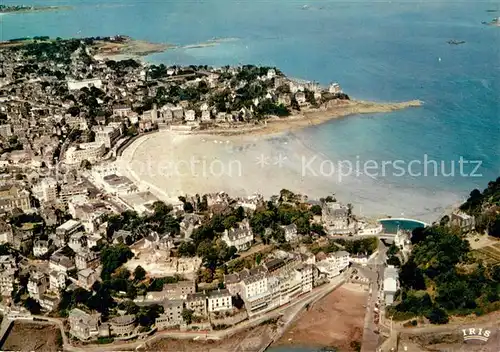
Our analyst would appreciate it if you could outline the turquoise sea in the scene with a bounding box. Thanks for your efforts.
[1,0,499,224]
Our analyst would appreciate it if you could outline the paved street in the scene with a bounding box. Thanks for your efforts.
[360,239,387,352]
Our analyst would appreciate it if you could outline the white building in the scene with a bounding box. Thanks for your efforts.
[68,308,101,340]
[328,82,342,94]
[201,110,211,121]
[383,265,399,305]
[67,78,103,91]
[65,142,105,165]
[207,289,232,312]
[41,177,58,203]
[49,270,67,291]
[451,211,475,232]
[27,272,49,301]
[357,222,383,236]
[221,221,254,252]
[281,224,298,242]
[296,264,313,293]
[56,219,83,238]
[350,254,369,266]
[241,273,270,313]
[394,229,411,250]
[33,240,49,257]
[315,251,350,279]
[112,105,132,118]
[184,109,196,121]
[0,255,16,296]
[267,69,276,79]
[93,125,121,148]
[322,202,353,234]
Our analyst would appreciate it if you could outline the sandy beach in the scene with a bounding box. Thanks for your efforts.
[118,103,461,222]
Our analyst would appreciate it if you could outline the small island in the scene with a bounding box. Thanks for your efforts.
[0,4,71,14]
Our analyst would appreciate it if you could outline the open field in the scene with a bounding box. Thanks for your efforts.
[1,322,62,351]
[272,283,367,351]
[472,240,500,265]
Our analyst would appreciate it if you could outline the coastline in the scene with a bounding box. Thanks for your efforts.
[114,97,456,223]
[189,99,423,137]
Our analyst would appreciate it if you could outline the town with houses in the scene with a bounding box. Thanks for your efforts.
[0,36,485,350]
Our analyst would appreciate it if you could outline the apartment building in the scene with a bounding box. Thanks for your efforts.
[93,125,121,148]
[68,308,101,340]
[27,271,49,301]
[110,315,136,336]
[241,273,271,314]
[221,222,254,252]
[185,292,207,317]
[156,299,184,329]
[207,289,232,313]
[65,142,105,165]
[0,255,16,296]
[0,184,30,212]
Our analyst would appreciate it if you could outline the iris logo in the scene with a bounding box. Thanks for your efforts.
[462,327,491,343]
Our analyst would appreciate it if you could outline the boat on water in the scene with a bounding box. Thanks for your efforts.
[447,40,466,45]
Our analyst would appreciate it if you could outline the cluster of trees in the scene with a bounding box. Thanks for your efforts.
[459,177,500,237]
[146,275,180,292]
[13,38,82,64]
[58,281,115,316]
[177,210,241,277]
[308,240,340,255]
[105,59,140,76]
[389,225,500,323]
[255,99,290,118]
[100,244,133,280]
[117,300,164,328]
[235,65,279,82]
[105,202,181,244]
[386,243,402,267]
[336,237,378,255]
[249,190,316,240]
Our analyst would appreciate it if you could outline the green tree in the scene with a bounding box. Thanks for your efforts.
[223,216,238,230]
[134,265,146,281]
[310,204,322,216]
[426,306,449,324]
[387,256,402,267]
[101,245,133,280]
[182,308,194,324]
[24,297,41,314]
[126,284,138,299]
[178,242,196,257]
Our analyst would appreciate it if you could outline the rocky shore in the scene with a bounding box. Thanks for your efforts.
[92,36,175,59]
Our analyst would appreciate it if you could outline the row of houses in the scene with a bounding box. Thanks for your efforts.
[69,308,137,340]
